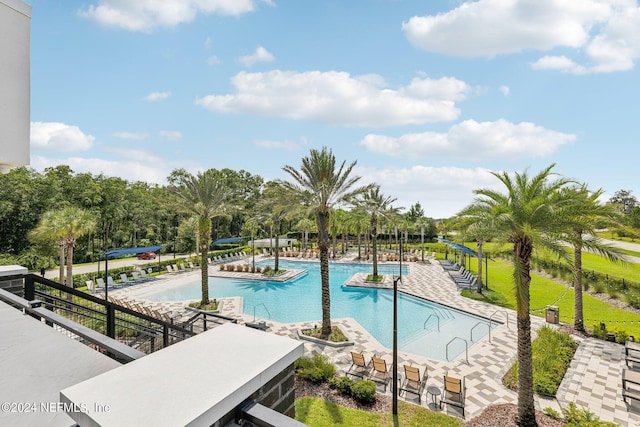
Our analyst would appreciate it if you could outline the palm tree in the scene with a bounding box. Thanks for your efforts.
[346,208,369,260]
[259,182,293,272]
[30,206,96,288]
[171,171,230,306]
[280,147,370,336]
[296,217,315,251]
[559,184,623,332]
[242,217,262,272]
[457,164,576,427]
[355,186,397,278]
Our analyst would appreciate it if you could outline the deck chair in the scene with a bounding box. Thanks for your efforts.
[106,276,117,288]
[369,356,390,391]
[85,280,95,293]
[95,278,106,292]
[399,365,428,403]
[346,351,371,379]
[440,375,465,417]
[120,273,133,286]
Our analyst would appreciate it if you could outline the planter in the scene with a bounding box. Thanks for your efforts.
[296,328,354,348]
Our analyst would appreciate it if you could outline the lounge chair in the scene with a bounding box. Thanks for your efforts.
[369,356,390,391]
[85,280,95,293]
[346,351,371,379]
[106,276,118,288]
[399,364,428,403]
[120,273,134,286]
[138,269,154,281]
[95,277,106,292]
[440,375,465,417]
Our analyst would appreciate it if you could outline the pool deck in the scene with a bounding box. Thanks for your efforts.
[112,256,640,424]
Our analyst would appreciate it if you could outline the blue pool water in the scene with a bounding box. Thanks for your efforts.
[144,260,498,361]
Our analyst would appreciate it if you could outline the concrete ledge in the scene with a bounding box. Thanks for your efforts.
[296,328,355,348]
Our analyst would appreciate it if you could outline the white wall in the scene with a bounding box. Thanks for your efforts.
[0,0,31,169]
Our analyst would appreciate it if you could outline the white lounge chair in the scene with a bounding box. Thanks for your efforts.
[120,273,134,286]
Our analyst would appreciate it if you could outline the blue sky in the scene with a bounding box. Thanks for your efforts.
[28,0,640,218]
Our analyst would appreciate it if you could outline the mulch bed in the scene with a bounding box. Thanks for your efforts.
[295,377,566,426]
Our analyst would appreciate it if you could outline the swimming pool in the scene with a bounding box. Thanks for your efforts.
[143,260,498,361]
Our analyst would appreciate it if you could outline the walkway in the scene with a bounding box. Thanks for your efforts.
[113,256,640,423]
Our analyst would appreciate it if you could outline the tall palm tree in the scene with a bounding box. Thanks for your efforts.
[296,217,315,250]
[171,171,230,306]
[346,208,369,260]
[30,206,96,288]
[458,164,576,427]
[259,182,293,272]
[558,185,623,332]
[355,186,397,278]
[280,147,370,336]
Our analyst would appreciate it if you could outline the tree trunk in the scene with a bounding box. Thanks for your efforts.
[514,238,537,427]
[574,233,584,332]
[199,218,210,305]
[477,240,484,291]
[59,244,65,284]
[357,233,362,260]
[372,215,379,277]
[420,227,424,262]
[66,241,74,288]
[316,210,332,337]
[275,233,280,271]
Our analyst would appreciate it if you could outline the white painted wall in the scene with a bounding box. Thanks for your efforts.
[0,0,31,169]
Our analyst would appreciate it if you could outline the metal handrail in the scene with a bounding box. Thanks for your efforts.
[489,310,511,329]
[253,302,271,322]
[470,321,491,343]
[446,337,468,363]
[423,314,440,332]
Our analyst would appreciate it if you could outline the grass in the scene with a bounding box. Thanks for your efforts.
[365,274,384,282]
[462,256,640,338]
[301,326,348,342]
[188,300,218,311]
[503,326,578,397]
[295,397,463,427]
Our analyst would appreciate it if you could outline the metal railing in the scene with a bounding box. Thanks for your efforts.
[2,273,198,361]
[423,314,440,332]
[470,321,491,343]
[489,309,511,329]
[446,336,468,363]
[253,302,271,322]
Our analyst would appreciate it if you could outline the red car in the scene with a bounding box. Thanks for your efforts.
[137,251,156,260]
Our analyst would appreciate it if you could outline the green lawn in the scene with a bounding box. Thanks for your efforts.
[463,257,640,338]
[295,397,463,427]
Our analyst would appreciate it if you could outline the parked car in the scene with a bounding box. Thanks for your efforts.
[137,251,156,260]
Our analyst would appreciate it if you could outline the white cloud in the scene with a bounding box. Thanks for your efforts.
[254,139,303,150]
[195,70,469,127]
[359,119,576,160]
[144,91,171,101]
[403,0,640,74]
[80,0,256,32]
[204,36,213,49]
[499,85,510,96]
[113,131,149,140]
[357,165,499,218]
[159,130,182,140]
[239,46,275,67]
[30,122,95,152]
[207,55,221,66]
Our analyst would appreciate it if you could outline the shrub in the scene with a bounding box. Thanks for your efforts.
[256,266,262,273]
[328,375,353,396]
[263,266,272,274]
[562,402,618,427]
[294,353,336,384]
[592,281,606,294]
[351,380,377,405]
[219,264,225,271]
[226,264,234,271]
[243,265,250,272]
[235,264,243,272]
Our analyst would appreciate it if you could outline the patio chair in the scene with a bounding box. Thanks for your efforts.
[95,277,106,291]
[399,364,428,403]
[369,356,390,391]
[346,351,371,379]
[138,269,155,281]
[440,375,465,417]
[106,276,118,288]
[120,273,134,286]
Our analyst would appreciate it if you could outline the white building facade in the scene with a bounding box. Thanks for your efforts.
[0,0,31,172]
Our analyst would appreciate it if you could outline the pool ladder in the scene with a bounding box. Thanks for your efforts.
[445,337,468,364]
[423,314,440,332]
[447,310,513,362]
[253,302,271,322]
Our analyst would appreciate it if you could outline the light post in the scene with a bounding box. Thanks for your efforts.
[392,237,403,417]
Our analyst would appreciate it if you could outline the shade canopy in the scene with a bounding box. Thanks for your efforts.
[212,236,248,245]
[437,238,479,257]
[99,245,164,260]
